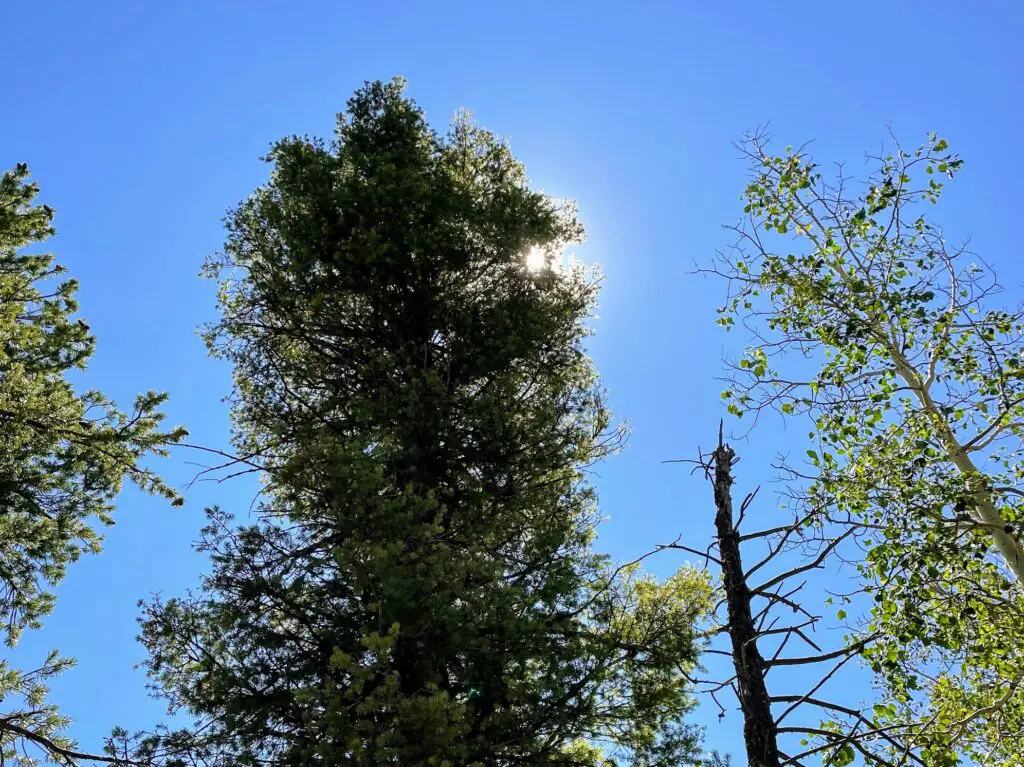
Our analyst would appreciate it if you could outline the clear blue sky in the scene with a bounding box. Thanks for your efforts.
[2,1,1021,762]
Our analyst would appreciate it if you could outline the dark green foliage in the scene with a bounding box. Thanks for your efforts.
[0,164,185,764]
[134,80,711,766]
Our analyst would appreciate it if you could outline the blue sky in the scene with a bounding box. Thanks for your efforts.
[1,1,1021,761]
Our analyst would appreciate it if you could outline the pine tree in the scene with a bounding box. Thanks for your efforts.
[0,164,185,765]
[134,80,712,766]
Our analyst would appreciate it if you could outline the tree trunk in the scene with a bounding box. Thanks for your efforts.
[893,356,1024,587]
[712,439,781,767]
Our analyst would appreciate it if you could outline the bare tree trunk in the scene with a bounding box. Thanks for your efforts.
[672,430,919,763]
[712,438,780,767]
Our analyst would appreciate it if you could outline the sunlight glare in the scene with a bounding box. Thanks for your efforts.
[525,246,546,272]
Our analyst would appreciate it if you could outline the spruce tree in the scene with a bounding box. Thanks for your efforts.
[0,164,185,764]
[135,80,711,766]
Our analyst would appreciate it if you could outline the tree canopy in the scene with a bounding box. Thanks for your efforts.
[0,164,185,765]
[12,73,1023,767]
[711,133,1024,764]
[132,79,714,767]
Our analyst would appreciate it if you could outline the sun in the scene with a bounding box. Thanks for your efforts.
[525,246,546,272]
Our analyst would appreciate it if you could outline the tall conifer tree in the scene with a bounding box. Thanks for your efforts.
[135,80,712,766]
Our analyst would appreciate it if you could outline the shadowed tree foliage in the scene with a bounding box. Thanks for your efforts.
[130,80,713,766]
[0,164,185,765]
